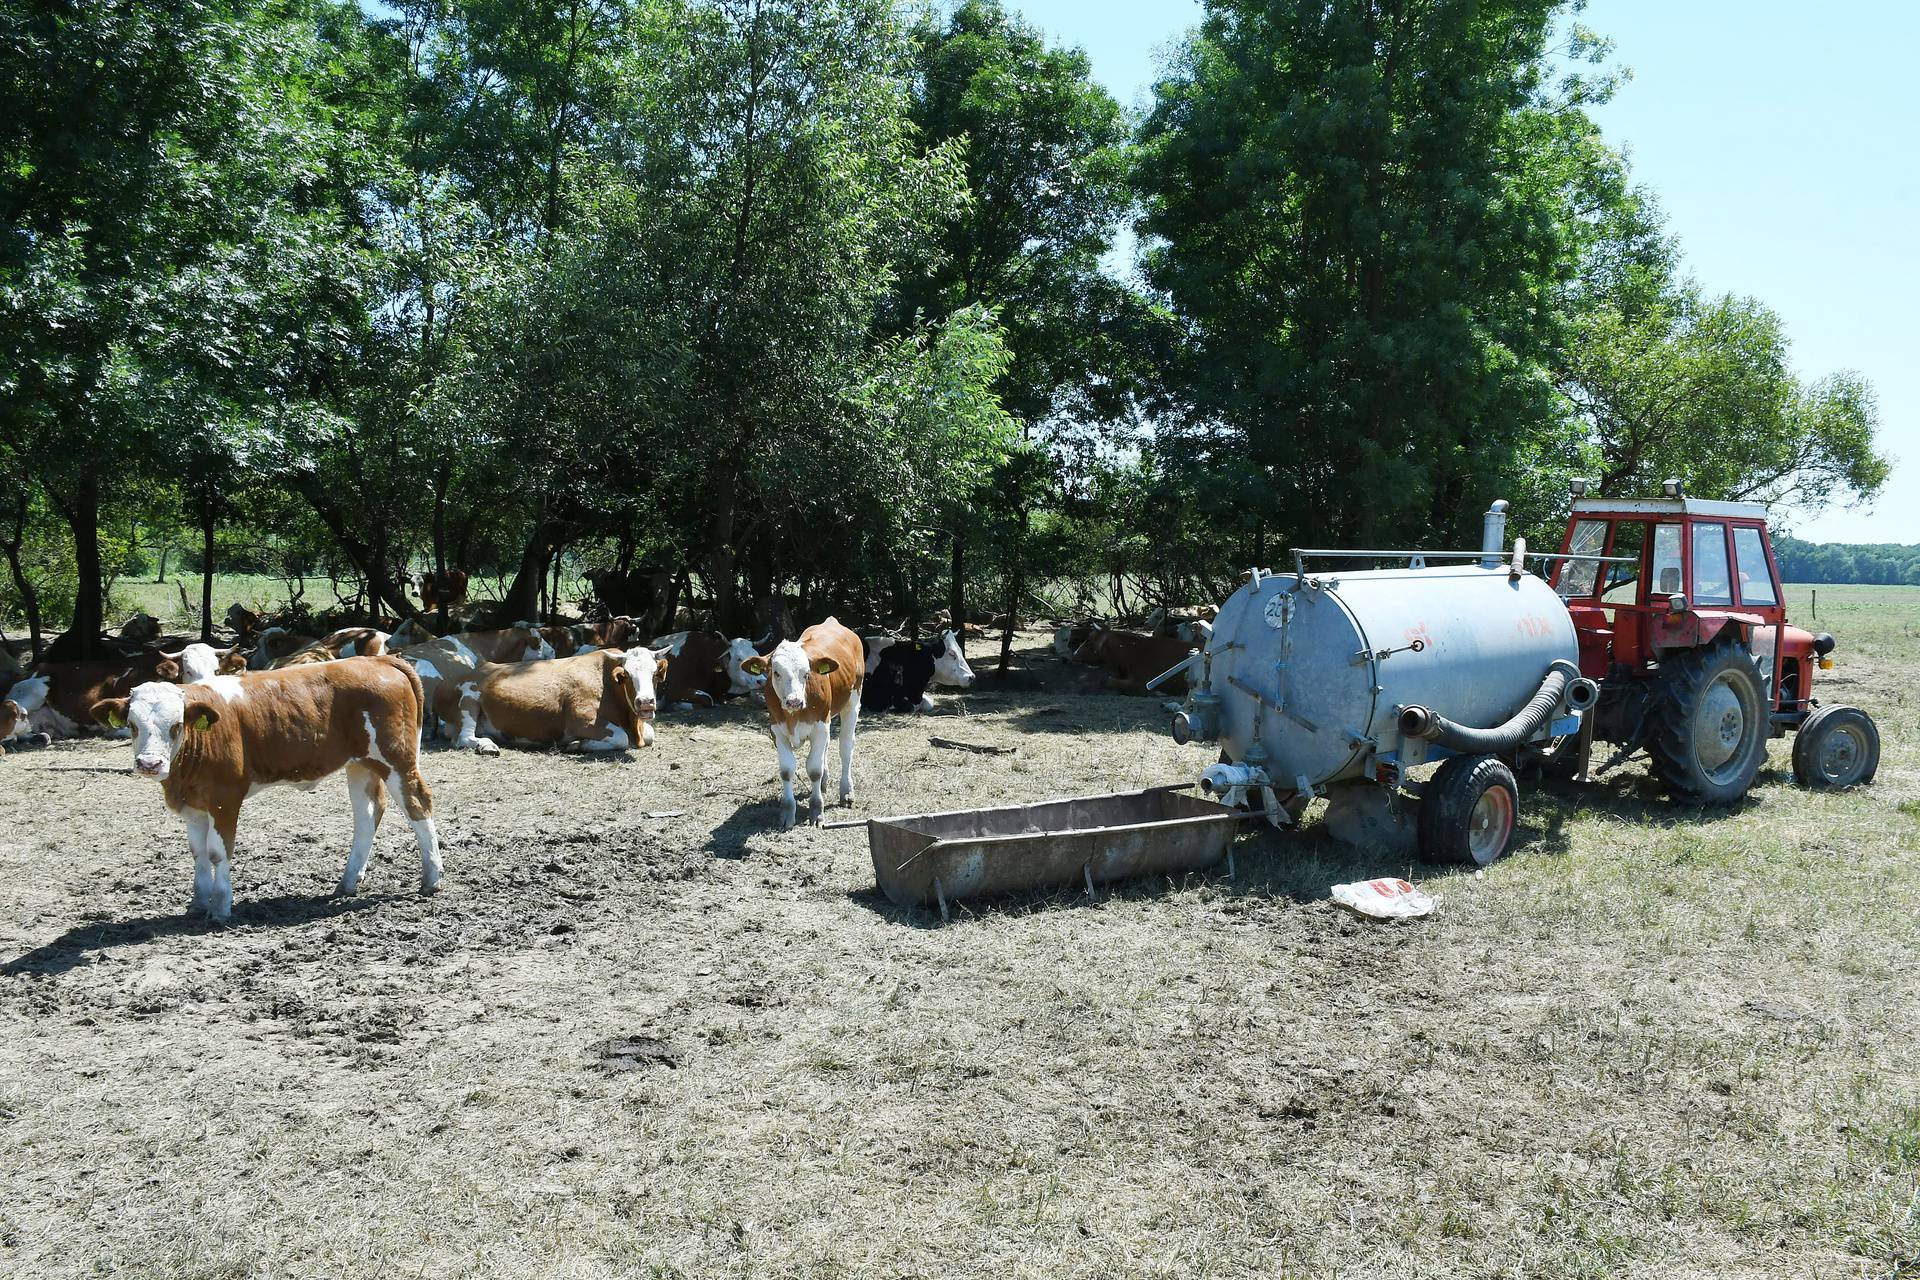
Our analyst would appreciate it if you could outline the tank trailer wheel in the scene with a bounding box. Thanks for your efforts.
[1791,705,1879,789]
[1418,754,1519,867]
[1648,638,1770,805]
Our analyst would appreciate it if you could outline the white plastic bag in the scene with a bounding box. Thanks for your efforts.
[1331,877,1435,920]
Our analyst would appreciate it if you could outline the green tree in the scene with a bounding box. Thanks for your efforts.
[893,0,1137,648]
[1558,283,1887,511]
[0,0,373,653]
[1136,0,1615,555]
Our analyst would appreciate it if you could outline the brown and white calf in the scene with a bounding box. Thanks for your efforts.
[413,623,553,666]
[28,652,185,738]
[411,644,668,754]
[90,656,441,922]
[741,618,863,829]
[1,674,48,754]
[246,626,321,670]
[270,626,393,667]
[1070,628,1199,695]
[651,630,769,708]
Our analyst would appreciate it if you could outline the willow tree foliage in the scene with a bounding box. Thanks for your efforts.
[1137,0,1613,553]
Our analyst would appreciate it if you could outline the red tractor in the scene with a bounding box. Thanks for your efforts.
[1549,483,1878,799]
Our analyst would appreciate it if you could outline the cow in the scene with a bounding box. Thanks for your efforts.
[0,698,22,754]
[740,618,863,830]
[650,630,769,708]
[270,626,393,668]
[1,674,49,754]
[860,629,976,713]
[410,569,470,615]
[118,613,163,647]
[444,624,554,665]
[571,615,642,655]
[246,626,320,670]
[1070,629,1200,696]
[225,603,269,642]
[413,645,668,754]
[1054,620,1102,658]
[165,643,241,684]
[28,652,185,738]
[90,656,441,922]
[1146,604,1219,641]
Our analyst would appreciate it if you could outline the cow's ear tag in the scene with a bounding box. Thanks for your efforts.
[191,712,212,731]
[109,711,127,729]
[812,658,839,675]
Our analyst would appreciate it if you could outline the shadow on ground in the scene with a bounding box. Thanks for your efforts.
[2,891,387,977]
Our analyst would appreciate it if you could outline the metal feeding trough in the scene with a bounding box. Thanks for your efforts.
[857,786,1249,919]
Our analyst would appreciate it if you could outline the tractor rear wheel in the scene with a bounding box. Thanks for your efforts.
[1648,638,1769,804]
[1418,754,1519,866]
[1791,704,1879,789]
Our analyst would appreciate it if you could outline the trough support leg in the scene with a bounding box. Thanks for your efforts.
[1083,863,1096,902]
[1226,848,1236,880]
[933,878,950,925]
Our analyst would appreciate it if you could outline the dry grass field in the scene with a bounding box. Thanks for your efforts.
[2,586,1916,1278]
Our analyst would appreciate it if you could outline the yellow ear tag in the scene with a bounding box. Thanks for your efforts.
[109,711,127,729]
[192,713,212,731]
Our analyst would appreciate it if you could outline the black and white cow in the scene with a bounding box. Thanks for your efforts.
[860,629,976,713]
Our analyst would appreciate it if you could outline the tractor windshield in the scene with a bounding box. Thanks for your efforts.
[1557,520,1607,597]
[1602,522,1646,602]
[1693,523,1733,605]
[1733,526,1777,606]
[1651,524,1684,598]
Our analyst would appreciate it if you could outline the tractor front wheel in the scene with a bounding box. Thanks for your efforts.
[1791,704,1879,789]
[1418,754,1519,866]
[1649,638,1769,804]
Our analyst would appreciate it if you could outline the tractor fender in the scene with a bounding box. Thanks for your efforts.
[1651,609,1765,654]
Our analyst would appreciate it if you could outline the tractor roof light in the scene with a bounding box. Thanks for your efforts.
[1569,477,1589,498]
[1662,478,1683,499]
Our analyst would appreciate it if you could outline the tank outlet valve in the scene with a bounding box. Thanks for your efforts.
[1200,761,1271,799]
[1564,676,1600,712]
[1172,692,1222,745]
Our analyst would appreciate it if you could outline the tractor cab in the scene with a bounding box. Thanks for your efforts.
[1548,487,1858,795]
[1554,494,1786,662]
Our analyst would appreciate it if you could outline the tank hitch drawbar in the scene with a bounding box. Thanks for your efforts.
[1396,660,1594,755]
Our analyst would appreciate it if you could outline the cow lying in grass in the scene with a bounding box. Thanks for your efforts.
[860,629,975,713]
[90,655,441,922]
[408,644,668,754]
[1,675,49,754]
[650,630,769,708]
[742,618,862,829]
[25,652,187,739]
[1070,628,1200,695]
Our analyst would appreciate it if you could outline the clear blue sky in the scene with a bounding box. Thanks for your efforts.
[1007,0,1920,545]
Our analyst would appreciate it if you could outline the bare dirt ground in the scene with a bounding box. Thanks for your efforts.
[2,607,1916,1279]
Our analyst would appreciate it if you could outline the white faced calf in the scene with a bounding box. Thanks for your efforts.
[92,657,441,922]
[743,618,863,829]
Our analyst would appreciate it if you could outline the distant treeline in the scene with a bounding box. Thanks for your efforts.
[1775,537,1920,586]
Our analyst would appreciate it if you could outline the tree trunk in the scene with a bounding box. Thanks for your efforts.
[199,501,216,643]
[502,509,558,623]
[2,497,43,660]
[154,540,171,584]
[64,475,105,660]
[998,504,1028,677]
[290,476,418,621]
[431,463,451,630]
[948,525,966,654]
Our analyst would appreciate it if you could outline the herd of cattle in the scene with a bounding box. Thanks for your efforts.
[0,599,1217,920]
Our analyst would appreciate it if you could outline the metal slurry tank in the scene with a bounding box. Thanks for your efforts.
[1202,562,1579,789]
